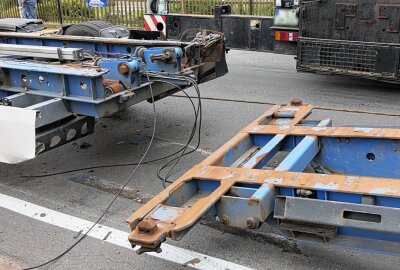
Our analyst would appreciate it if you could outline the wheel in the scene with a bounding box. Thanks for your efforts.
[63,21,113,37]
[146,0,158,14]
[85,21,113,29]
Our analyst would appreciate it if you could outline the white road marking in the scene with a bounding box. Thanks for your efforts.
[0,193,253,270]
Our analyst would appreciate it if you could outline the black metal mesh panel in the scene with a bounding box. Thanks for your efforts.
[297,0,400,82]
[299,0,323,38]
[299,40,377,72]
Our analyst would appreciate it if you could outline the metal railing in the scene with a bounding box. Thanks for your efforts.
[0,0,275,28]
[59,0,146,27]
[169,0,274,16]
[0,0,20,19]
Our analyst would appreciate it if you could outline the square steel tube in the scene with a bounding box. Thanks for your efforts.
[0,44,84,60]
[274,196,400,234]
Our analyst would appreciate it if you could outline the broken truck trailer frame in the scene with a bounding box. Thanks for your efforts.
[127,100,400,256]
[0,30,228,164]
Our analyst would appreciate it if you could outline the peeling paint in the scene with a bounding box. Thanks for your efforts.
[312,127,327,131]
[279,125,290,130]
[314,182,339,190]
[354,127,374,133]
[344,176,359,186]
[250,126,261,132]
[151,206,181,221]
[370,187,398,195]
[283,108,300,112]
[264,178,283,184]
[194,166,209,177]
[276,119,291,125]
[221,173,238,180]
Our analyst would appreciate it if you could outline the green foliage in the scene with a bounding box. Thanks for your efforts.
[36,1,60,22]
[2,0,17,6]
[0,0,20,18]
[168,0,274,16]
[61,0,97,20]
[253,5,275,16]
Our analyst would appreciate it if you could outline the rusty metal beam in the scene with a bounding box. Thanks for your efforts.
[247,125,400,139]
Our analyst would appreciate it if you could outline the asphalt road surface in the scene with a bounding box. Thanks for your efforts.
[1,50,400,270]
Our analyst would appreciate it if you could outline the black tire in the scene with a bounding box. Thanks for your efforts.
[64,25,99,37]
[63,21,113,37]
[150,0,158,14]
[85,21,113,29]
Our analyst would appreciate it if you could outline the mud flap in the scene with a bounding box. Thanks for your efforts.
[0,106,36,164]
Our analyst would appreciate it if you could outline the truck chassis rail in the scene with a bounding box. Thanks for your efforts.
[127,100,400,255]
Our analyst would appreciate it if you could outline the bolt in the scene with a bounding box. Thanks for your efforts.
[104,87,114,97]
[296,189,314,198]
[137,218,158,234]
[291,98,303,106]
[220,215,230,225]
[246,217,260,229]
[118,63,130,75]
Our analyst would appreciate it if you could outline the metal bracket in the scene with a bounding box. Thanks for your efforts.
[57,47,63,61]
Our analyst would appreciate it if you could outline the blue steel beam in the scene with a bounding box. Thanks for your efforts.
[0,46,187,118]
[216,183,275,228]
[275,119,332,172]
[242,134,285,169]
[275,135,320,172]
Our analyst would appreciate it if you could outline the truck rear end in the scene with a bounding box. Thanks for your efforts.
[297,0,400,82]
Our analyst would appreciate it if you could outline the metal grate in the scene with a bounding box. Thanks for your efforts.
[299,40,378,73]
[299,0,323,38]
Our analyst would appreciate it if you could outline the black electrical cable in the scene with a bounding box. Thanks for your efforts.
[156,78,202,187]
[146,77,202,187]
[22,70,158,270]
[21,148,190,179]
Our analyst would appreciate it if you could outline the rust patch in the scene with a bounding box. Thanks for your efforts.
[118,63,130,75]
[254,153,268,165]
[249,125,400,139]
[137,218,158,234]
[183,258,201,266]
